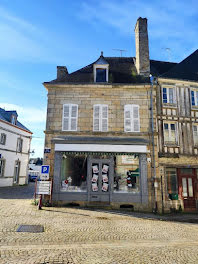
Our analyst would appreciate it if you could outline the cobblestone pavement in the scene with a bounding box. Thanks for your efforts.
[0,184,198,263]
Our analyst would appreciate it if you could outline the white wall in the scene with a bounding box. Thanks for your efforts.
[0,120,32,187]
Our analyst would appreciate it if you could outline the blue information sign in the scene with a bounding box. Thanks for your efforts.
[41,165,50,174]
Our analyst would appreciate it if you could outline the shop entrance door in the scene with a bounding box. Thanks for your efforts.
[177,169,196,210]
[89,159,112,203]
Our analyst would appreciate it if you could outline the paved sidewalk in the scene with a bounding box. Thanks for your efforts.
[0,184,198,263]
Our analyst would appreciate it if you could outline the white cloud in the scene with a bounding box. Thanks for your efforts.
[0,103,46,124]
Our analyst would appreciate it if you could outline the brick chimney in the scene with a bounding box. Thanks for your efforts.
[57,66,68,80]
[134,17,150,76]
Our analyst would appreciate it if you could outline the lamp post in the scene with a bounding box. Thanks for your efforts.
[150,74,158,213]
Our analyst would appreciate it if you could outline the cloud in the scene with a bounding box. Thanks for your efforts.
[78,0,198,62]
[0,103,46,124]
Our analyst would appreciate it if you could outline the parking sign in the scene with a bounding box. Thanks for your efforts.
[40,165,50,180]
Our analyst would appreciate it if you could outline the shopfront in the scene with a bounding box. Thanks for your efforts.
[52,137,149,208]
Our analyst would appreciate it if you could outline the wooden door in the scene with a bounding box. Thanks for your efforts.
[177,169,196,210]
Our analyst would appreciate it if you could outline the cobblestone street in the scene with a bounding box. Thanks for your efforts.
[0,184,198,264]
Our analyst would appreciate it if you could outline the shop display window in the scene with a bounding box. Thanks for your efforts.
[114,155,140,193]
[166,168,178,195]
[61,154,87,192]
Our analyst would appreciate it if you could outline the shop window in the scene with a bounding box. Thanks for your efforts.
[61,154,87,192]
[0,159,5,177]
[166,168,178,196]
[114,155,140,193]
[164,122,178,145]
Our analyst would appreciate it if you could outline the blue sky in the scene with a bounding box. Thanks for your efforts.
[0,0,197,157]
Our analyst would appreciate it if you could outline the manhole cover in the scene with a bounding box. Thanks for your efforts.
[17,225,44,233]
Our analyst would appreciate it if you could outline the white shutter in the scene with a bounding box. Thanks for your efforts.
[93,105,100,131]
[124,105,132,132]
[62,104,70,131]
[70,105,78,131]
[132,105,140,132]
[62,104,78,131]
[101,105,108,132]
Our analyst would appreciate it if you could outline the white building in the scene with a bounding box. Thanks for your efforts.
[0,108,32,187]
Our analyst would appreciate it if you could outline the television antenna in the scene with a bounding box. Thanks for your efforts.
[162,48,172,62]
[113,49,127,57]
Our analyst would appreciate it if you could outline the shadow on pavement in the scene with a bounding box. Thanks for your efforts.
[0,182,35,199]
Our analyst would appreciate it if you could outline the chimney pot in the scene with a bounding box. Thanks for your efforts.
[57,66,68,80]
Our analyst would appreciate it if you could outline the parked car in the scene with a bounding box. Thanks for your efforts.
[28,170,40,182]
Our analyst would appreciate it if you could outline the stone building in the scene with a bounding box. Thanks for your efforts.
[0,108,32,186]
[43,17,198,212]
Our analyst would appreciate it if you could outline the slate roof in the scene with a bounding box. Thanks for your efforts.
[44,49,198,85]
[161,49,198,82]
[0,108,32,133]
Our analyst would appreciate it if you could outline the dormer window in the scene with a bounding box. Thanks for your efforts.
[11,115,17,125]
[94,52,109,83]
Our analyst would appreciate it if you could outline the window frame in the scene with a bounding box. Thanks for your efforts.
[162,87,176,105]
[124,104,140,133]
[94,64,109,83]
[0,159,5,177]
[190,89,198,107]
[193,124,198,146]
[93,104,108,132]
[0,133,6,145]
[165,167,178,195]
[163,121,178,145]
[62,104,78,132]
[16,138,23,152]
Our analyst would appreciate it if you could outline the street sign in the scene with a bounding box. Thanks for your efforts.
[44,148,51,154]
[40,165,50,180]
[36,181,52,195]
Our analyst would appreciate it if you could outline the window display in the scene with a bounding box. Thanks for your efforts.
[114,155,140,193]
[61,154,87,192]
[91,163,109,192]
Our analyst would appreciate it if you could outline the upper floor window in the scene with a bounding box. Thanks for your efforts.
[191,90,198,106]
[193,125,198,146]
[93,104,108,132]
[93,52,109,83]
[162,87,176,104]
[0,133,6,145]
[11,115,17,125]
[62,104,78,131]
[0,159,5,177]
[124,105,140,132]
[16,138,23,152]
[164,122,178,145]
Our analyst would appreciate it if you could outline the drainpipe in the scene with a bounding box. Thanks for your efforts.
[149,74,158,213]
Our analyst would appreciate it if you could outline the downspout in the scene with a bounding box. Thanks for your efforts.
[149,74,158,213]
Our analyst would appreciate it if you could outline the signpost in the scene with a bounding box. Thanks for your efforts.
[40,165,50,180]
[35,165,52,210]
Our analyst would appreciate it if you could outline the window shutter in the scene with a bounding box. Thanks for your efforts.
[93,105,100,131]
[124,105,132,132]
[62,105,70,131]
[70,105,78,131]
[101,105,108,132]
[132,105,140,132]
[169,88,174,104]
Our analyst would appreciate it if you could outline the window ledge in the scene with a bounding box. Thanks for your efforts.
[164,144,180,147]
[163,104,177,108]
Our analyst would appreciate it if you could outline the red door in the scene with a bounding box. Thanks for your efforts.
[177,169,197,210]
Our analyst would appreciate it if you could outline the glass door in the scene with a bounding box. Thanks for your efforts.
[90,160,111,203]
[178,169,196,210]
